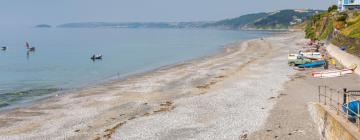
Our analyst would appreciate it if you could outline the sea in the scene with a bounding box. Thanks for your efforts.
[0,27,277,109]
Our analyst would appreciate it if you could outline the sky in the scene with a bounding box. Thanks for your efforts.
[0,0,335,27]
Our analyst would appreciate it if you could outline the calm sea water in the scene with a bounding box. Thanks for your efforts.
[0,27,275,108]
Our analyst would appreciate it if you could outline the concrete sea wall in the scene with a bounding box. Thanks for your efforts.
[326,44,360,75]
[309,103,360,140]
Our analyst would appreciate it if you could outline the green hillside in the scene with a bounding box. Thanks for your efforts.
[205,9,320,29]
[58,9,320,30]
[251,10,319,29]
[202,13,268,29]
[305,5,360,56]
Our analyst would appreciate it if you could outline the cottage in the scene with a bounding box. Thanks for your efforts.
[338,0,360,11]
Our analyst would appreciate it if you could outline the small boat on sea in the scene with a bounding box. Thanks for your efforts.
[1,46,6,51]
[26,42,35,51]
[91,54,103,60]
[297,60,326,68]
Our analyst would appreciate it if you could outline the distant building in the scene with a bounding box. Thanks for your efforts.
[338,0,360,11]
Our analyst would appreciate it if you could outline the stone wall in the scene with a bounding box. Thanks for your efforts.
[309,103,360,140]
[326,44,360,75]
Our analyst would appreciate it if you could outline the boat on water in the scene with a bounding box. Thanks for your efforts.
[26,42,35,51]
[1,46,6,51]
[91,54,103,60]
[297,60,326,68]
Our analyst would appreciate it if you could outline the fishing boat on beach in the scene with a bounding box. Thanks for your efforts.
[312,64,357,78]
[300,52,322,60]
[297,60,326,68]
[312,69,354,78]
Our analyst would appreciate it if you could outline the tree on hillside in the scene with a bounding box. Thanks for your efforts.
[328,5,338,12]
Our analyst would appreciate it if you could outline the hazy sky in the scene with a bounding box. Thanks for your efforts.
[0,0,335,26]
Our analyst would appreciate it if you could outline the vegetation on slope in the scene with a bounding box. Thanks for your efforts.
[341,12,360,37]
[58,9,320,30]
[202,13,269,29]
[306,5,360,39]
[305,5,360,56]
[250,10,319,29]
[208,9,320,29]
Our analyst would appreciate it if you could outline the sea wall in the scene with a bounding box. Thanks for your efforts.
[326,44,360,75]
[309,103,360,140]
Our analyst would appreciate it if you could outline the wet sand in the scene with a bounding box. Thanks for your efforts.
[0,32,302,140]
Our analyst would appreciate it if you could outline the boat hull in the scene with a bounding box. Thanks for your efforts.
[312,69,353,78]
[297,60,325,68]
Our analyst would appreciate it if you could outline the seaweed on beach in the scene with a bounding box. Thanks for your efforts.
[0,88,59,108]
[0,101,9,108]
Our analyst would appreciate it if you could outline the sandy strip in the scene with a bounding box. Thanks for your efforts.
[0,32,301,140]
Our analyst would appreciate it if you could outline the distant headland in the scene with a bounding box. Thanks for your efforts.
[56,9,322,30]
[35,24,52,28]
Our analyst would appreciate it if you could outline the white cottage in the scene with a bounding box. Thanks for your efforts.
[338,0,360,11]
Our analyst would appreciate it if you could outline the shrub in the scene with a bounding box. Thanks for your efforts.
[336,12,348,21]
[328,5,338,12]
[305,23,316,39]
[320,19,334,39]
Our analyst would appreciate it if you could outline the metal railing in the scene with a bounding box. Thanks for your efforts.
[318,85,360,129]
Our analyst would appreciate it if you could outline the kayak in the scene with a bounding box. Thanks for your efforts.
[343,100,360,117]
[91,54,103,60]
[297,60,325,68]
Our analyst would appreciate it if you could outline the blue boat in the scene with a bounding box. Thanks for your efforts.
[297,60,325,68]
[343,100,360,117]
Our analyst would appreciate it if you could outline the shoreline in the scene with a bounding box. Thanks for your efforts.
[0,37,228,113]
[0,31,299,139]
[0,30,285,113]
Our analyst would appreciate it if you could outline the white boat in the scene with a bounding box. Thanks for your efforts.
[289,52,322,61]
[300,52,322,60]
[312,69,354,78]
[288,53,299,60]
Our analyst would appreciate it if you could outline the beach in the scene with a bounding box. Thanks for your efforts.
[0,32,311,140]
